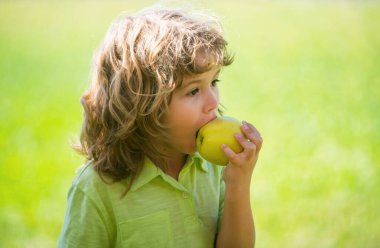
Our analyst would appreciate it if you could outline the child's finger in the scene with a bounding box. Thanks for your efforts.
[221,144,239,164]
[235,133,256,158]
[242,121,263,152]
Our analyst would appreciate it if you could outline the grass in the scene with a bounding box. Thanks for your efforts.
[0,1,379,247]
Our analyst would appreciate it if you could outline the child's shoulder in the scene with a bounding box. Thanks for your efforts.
[70,161,128,196]
[71,161,101,187]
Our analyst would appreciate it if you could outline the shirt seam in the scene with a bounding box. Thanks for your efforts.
[74,184,114,246]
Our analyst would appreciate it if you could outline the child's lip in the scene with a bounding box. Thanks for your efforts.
[195,127,201,139]
[204,116,217,126]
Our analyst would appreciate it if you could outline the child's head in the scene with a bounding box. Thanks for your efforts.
[77,5,233,181]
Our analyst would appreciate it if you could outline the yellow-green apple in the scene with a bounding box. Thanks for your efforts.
[196,116,244,165]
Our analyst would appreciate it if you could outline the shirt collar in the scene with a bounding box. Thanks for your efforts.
[189,152,208,173]
[130,153,208,192]
[130,157,161,192]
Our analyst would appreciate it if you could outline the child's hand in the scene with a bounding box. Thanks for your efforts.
[221,121,263,189]
[217,120,261,247]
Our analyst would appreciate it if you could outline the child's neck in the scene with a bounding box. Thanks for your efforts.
[156,153,187,181]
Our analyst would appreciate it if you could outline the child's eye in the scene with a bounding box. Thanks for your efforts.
[211,79,220,87]
[187,88,199,96]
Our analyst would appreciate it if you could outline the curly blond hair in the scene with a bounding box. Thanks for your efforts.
[75,6,233,186]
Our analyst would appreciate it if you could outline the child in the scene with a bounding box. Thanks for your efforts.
[58,5,262,248]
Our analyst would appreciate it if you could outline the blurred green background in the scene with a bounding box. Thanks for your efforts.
[1,1,379,247]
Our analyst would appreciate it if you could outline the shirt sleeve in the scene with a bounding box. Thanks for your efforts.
[58,184,111,248]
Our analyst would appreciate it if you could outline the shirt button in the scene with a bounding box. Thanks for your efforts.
[182,192,190,199]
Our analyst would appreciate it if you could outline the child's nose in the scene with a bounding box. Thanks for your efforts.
[204,89,219,113]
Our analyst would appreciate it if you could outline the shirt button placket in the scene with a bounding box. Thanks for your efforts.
[182,191,190,199]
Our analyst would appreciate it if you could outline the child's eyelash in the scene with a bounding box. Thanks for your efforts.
[187,79,220,96]
[188,88,199,96]
[212,79,220,86]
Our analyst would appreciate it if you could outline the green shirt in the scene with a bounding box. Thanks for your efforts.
[58,153,225,248]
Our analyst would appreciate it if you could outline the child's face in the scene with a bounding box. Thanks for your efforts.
[164,65,221,157]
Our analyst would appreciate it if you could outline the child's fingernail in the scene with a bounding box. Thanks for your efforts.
[242,121,249,130]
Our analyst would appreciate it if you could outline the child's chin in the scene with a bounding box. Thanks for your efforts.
[187,146,197,155]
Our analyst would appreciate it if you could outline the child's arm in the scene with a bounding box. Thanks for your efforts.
[58,185,113,248]
[215,121,262,248]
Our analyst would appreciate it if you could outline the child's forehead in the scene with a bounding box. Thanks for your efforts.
[193,49,220,74]
[193,49,217,71]
[181,65,220,85]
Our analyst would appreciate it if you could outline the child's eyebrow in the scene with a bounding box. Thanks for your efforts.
[182,69,221,88]
[183,79,202,87]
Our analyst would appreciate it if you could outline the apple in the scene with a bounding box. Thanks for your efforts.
[196,116,244,165]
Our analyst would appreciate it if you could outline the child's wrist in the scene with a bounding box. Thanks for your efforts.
[224,182,251,200]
